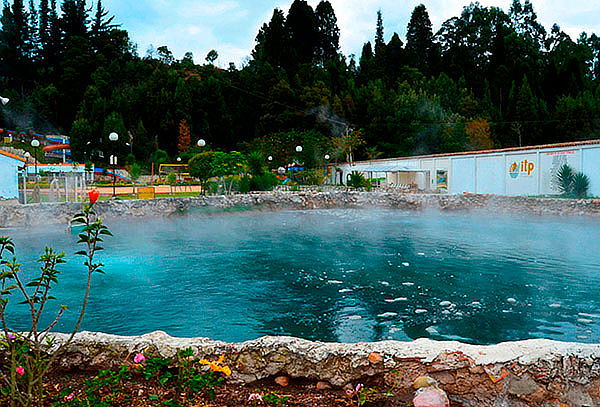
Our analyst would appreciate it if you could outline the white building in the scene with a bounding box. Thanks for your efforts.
[0,150,25,199]
[332,140,600,196]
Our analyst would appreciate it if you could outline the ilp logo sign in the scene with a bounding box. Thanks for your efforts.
[509,160,535,179]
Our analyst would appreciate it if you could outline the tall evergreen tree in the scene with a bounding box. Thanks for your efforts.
[406,4,435,76]
[38,0,50,56]
[315,0,339,63]
[285,0,318,67]
[252,8,286,68]
[374,10,384,56]
[60,0,88,39]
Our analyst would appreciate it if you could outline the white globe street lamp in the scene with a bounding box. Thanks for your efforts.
[268,156,273,161]
[109,132,119,197]
[0,96,9,105]
[295,145,303,153]
[30,140,41,201]
[197,139,206,147]
[324,154,330,160]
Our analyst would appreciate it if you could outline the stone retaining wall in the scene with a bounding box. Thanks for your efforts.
[53,330,600,407]
[1,192,600,228]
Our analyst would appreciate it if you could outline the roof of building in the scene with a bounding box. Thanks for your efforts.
[344,139,600,166]
[0,149,25,163]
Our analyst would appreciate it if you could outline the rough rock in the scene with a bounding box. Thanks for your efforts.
[316,381,332,390]
[2,192,600,228]
[41,330,600,407]
[274,376,289,387]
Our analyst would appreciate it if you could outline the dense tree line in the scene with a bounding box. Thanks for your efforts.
[1,0,600,167]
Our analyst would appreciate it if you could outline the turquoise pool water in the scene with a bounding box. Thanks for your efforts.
[4,209,600,345]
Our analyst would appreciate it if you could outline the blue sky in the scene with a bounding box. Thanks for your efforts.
[104,0,600,66]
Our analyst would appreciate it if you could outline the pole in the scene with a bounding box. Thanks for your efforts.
[34,147,39,203]
[112,156,116,198]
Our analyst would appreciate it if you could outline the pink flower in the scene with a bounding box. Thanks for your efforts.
[248,393,263,402]
[6,333,15,340]
[133,353,146,364]
[15,366,25,376]
[65,393,74,401]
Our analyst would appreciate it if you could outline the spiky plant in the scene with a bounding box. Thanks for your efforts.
[555,164,574,196]
[572,172,591,198]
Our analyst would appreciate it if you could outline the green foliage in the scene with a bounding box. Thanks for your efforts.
[246,151,265,176]
[555,164,574,195]
[295,169,327,185]
[347,171,371,190]
[554,164,591,198]
[129,163,142,181]
[261,389,289,405]
[1,0,600,165]
[53,348,227,406]
[167,173,177,186]
[188,151,215,193]
[572,172,591,198]
[152,150,169,166]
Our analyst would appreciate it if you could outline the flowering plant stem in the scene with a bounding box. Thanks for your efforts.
[0,201,111,407]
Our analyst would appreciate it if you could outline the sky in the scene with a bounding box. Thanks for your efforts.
[104,0,600,67]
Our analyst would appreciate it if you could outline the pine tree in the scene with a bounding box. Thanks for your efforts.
[285,0,318,67]
[38,0,50,55]
[252,9,286,67]
[406,4,435,76]
[385,33,405,82]
[315,0,339,64]
[60,0,88,39]
[375,10,384,56]
[27,0,38,60]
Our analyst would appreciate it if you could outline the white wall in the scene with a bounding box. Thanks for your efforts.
[476,155,505,194]
[539,149,580,195]
[450,158,475,194]
[505,153,538,196]
[0,154,20,199]
[333,144,600,196]
[583,148,600,197]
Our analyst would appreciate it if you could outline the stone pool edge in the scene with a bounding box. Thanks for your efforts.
[51,330,600,405]
[2,191,600,227]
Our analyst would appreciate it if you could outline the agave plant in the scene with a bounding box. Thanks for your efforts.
[555,164,574,196]
[572,172,591,198]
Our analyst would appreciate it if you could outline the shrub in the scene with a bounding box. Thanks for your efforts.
[572,172,591,198]
[555,164,574,195]
[295,169,327,186]
[347,171,371,191]
[252,173,279,191]
[247,151,265,176]
[554,164,590,198]
[188,151,216,195]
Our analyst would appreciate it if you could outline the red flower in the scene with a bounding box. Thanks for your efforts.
[88,189,100,204]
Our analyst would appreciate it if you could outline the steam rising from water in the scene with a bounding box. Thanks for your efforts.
[5,209,600,344]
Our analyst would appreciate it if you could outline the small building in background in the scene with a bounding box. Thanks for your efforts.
[332,140,600,196]
[0,150,25,200]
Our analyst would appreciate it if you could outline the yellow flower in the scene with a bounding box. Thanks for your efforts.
[199,355,232,376]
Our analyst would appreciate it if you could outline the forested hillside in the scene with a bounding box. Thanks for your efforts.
[1,0,599,166]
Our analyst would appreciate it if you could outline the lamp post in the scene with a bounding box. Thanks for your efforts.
[176,156,182,191]
[109,132,119,198]
[31,139,40,203]
[23,152,30,203]
[0,96,9,105]
[197,139,206,148]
